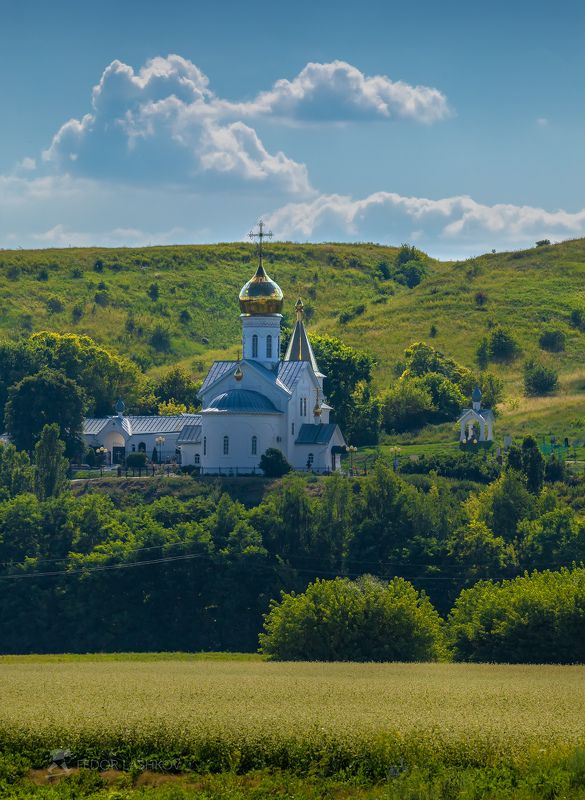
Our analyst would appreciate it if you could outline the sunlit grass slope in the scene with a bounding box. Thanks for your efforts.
[1,238,585,438]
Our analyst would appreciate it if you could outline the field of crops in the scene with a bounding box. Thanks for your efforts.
[0,655,584,782]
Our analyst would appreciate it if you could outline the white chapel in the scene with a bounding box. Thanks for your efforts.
[83,223,347,473]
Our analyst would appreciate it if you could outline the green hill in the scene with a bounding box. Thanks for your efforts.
[1,238,585,441]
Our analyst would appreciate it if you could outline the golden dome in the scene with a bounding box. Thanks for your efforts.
[239,263,284,315]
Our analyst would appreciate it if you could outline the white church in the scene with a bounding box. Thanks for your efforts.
[83,224,347,474]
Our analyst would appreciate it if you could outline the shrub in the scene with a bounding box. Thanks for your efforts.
[93,259,104,272]
[474,291,488,308]
[179,309,191,324]
[570,308,584,329]
[259,575,445,662]
[535,239,551,247]
[523,358,558,396]
[394,259,427,288]
[150,325,172,352]
[71,304,84,322]
[37,267,49,281]
[447,567,585,663]
[94,290,109,307]
[259,448,292,477]
[46,296,64,314]
[126,452,148,469]
[488,326,520,361]
[539,327,566,352]
[148,283,160,301]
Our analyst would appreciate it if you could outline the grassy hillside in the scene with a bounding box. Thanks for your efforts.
[1,238,585,440]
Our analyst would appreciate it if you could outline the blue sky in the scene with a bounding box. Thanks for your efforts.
[1,0,584,257]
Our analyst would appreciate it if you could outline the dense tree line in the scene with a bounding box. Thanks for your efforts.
[0,441,583,655]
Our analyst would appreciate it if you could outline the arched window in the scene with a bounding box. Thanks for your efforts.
[303,398,307,416]
[138,442,146,452]
[194,453,200,465]
[291,422,295,436]
[203,436,207,456]
[266,335,272,359]
[300,397,303,416]
[307,453,314,471]
[251,435,257,455]
[252,334,258,358]
[223,435,229,455]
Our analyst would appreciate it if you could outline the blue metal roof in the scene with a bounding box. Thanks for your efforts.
[177,423,202,444]
[83,414,201,437]
[206,390,282,414]
[199,361,238,394]
[295,423,338,445]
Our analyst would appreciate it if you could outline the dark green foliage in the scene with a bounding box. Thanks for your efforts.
[33,424,69,500]
[148,366,199,409]
[448,568,585,663]
[476,337,489,370]
[0,443,33,500]
[125,451,148,469]
[309,334,376,438]
[570,308,584,329]
[260,575,445,662]
[488,326,520,361]
[545,453,567,483]
[150,325,172,352]
[148,282,160,301]
[259,448,292,477]
[94,290,109,307]
[523,358,558,396]
[474,290,488,308]
[536,239,551,246]
[521,435,545,493]
[393,259,427,288]
[400,451,500,483]
[539,327,566,352]
[46,296,64,314]
[5,369,85,458]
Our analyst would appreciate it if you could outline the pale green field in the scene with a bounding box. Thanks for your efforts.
[0,656,584,775]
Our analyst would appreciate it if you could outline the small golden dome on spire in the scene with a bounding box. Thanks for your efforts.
[240,219,283,315]
[234,365,243,382]
[295,297,304,320]
[239,263,284,315]
[313,388,322,418]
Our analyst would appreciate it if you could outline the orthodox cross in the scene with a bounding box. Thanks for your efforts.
[249,220,272,266]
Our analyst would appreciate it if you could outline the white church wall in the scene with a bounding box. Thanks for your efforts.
[200,413,286,474]
[241,315,282,368]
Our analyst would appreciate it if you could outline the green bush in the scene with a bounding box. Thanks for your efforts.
[447,568,585,663]
[488,326,520,361]
[259,575,446,662]
[259,448,292,477]
[539,328,566,352]
[523,358,558,396]
[126,452,148,469]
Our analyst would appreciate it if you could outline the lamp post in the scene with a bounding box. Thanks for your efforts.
[347,445,357,476]
[155,436,165,467]
[96,446,108,477]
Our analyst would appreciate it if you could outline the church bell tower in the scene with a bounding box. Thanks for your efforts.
[238,221,283,368]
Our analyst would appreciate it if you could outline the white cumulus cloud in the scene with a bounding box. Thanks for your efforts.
[238,60,450,123]
[41,55,449,194]
[263,191,585,257]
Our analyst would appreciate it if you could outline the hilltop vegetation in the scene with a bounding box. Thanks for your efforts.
[2,238,585,439]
